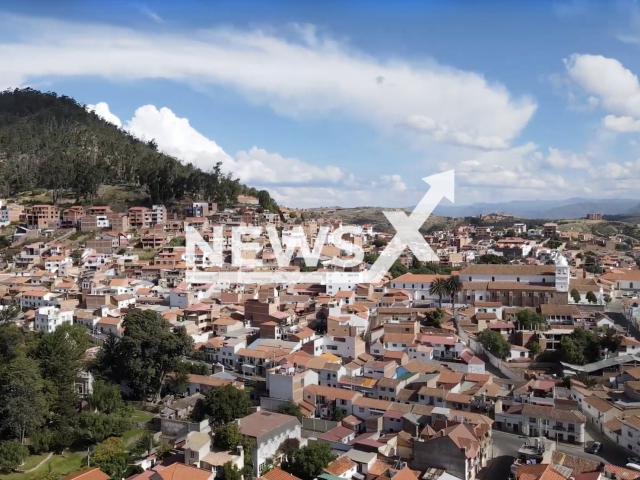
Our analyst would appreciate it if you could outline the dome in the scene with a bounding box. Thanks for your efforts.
[554,254,568,267]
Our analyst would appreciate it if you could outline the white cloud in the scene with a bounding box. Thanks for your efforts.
[124,105,230,171]
[87,102,122,128]
[0,13,536,151]
[564,54,640,118]
[603,114,640,133]
[84,102,413,207]
[378,174,407,192]
[403,115,509,150]
[545,147,591,169]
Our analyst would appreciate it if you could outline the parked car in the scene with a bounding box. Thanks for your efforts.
[587,442,602,454]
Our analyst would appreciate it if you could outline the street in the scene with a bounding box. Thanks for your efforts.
[480,427,631,479]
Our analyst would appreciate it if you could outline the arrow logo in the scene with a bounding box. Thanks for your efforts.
[365,170,455,283]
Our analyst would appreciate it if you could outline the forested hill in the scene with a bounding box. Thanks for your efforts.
[0,88,277,210]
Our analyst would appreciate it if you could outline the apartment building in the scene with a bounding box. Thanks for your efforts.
[129,205,167,229]
[22,204,60,229]
[238,411,302,475]
[35,305,74,333]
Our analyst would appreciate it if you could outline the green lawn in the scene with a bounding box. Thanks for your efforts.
[1,451,86,480]
[122,429,146,445]
[131,409,154,424]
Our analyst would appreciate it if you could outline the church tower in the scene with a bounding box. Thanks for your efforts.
[554,254,569,293]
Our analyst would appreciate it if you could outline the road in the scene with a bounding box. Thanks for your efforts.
[480,428,630,479]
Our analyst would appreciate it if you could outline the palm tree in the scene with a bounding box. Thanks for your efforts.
[445,275,463,308]
[429,277,449,308]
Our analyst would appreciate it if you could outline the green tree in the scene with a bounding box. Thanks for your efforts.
[560,328,600,365]
[527,341,542,358]
[70,250,83,266]
[476,254,508,264]
[372,238,388,249]
[283,442,336,480]
[164,361,191,396]
[93,310,193,402]
[155,442,173,460]
[0,302,21,324]
[212,422,255,465]
[278,438,301,463]
[92,437,130,478]
[570,289,581,303]
[194,384,252,426]
[76,411,132,444]
[515,310,546,330]
[599,328,623,354]
[330,405,346,422]
[478,330,511,359]
[89,379,127,414]
[222,461,243,480]
[423,309,444,328]
[36,324,88,422]
[445,275,463,308]
[429,278,449,309]
[0,441,29,473]
[604,294,612,304]
[279,401,303,421]
[586,291,598,304]
[213,422,243,450]
[132,431,155,458]
[0,353,48,443]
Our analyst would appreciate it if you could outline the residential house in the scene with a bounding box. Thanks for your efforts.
[238,411,303,475]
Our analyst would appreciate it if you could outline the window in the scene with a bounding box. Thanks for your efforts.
[517,277,520,282]
[529,417,536,423]
[492,277,495,282]
[359,407,365,412]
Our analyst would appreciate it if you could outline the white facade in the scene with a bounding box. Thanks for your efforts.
[44,256,71,273]
[21,292,56,309]
[323,335,362,359]
[621,418,640,456]
[35,306,73,333]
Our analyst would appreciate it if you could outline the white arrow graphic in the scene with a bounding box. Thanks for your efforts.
[365,170,455,283]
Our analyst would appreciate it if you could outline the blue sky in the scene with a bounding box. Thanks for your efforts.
[2,0,640,207]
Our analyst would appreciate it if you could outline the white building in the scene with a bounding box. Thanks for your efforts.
[35,305,73,333]
[20,290,57,309]
[389,273,449,302]
[44,255,72,273]
[621,415,640,456]
[239,411,303,476]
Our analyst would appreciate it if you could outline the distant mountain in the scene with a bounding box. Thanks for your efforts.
[432,198,640,219]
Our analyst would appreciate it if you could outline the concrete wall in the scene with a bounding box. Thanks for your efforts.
[412,437,466,480]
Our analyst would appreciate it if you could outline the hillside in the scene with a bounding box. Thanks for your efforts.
[0,88,277,210]
[305,206,458,233]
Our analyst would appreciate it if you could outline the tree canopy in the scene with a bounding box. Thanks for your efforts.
[282,442,336,480]
[515,310,546,330]
[191,384,252,426]
[0,88,273,209]
[93,309,193,401]
[478,330,511,359]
